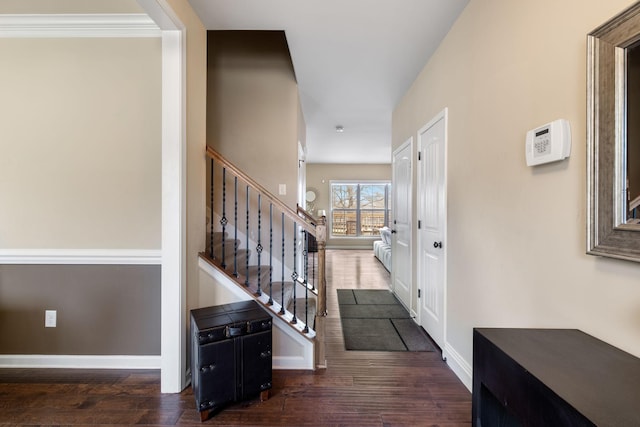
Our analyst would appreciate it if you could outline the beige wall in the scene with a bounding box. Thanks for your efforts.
[207,31,301,209]
[0,37,161,249]
[393,0,640,377]
[306,163,391,249]
[0,35,162,356]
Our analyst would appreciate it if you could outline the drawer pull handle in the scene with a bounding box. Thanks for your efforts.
[226,326,244,337]
[260,350,272,358]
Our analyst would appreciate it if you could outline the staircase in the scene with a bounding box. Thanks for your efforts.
[200,147,327,369]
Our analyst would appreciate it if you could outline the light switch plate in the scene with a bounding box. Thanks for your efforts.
[45,310,57,328]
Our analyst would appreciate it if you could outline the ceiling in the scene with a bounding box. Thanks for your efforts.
[189,0,469,164]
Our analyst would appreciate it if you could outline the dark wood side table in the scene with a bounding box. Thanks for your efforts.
[473,328,640,426]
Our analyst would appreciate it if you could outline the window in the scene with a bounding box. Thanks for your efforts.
[331,182,391,237]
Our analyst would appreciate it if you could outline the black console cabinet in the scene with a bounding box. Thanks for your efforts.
[472,328,640,427]
[191,300,272,421]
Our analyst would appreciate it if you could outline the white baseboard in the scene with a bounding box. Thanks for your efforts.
[273,355,312,370]
[443,343,472,392]
[0,354,161,369]
[326,245,375,250]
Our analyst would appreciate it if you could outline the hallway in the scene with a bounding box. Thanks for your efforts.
[0,250,471,426]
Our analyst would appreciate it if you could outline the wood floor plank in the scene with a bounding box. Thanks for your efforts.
[0,249,471,426]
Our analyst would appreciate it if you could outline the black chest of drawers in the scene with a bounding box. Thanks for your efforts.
[190,300,272,421]
[472,328,640,427]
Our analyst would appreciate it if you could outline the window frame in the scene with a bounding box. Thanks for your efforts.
[329,180,391,238]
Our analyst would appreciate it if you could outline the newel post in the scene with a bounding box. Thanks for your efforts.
[314,214,327,369]
[316,216,327,316]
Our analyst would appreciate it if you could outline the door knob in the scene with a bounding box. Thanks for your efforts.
[391,229,397,234]
[433,241,442,248]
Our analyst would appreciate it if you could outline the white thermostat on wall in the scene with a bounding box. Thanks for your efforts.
[525,119,571,166]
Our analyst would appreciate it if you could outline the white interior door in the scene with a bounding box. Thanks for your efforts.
[392,138,412,311]
[418,109,447,351]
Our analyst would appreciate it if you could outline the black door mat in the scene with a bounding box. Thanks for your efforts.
[337,289,435,352]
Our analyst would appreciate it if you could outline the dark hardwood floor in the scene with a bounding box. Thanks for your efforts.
[0,249,471,426]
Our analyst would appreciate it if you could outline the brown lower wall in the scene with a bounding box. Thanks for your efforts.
[0,264,160,355]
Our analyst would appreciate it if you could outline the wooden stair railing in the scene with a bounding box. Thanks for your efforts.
[296,205,316,226]
[203,147,327,368]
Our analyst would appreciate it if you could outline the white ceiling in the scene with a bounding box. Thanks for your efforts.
[190,0,469,164]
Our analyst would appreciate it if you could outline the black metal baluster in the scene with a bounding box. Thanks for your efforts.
[209,158,214,258]
[245,186,250,286]
[303,230,309,333]
[220,167,228,269]
[291,222,298,325]
[280,212,285,315]
[233,176,238,277]
[268,203,274,305]
[256,194,262,296]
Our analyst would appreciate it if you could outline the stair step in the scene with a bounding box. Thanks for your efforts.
[267,282,317,329]
[205,231,228,248]
[208,238,239,252]
[201,253,318,338]
[206,238,252,267]
[288,295,317,329]
[219,251,250,272]
[268,281,295,308]
[233,265,271,288]
[209,231,227,240]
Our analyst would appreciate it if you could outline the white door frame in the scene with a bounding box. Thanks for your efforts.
[417,108,448,354]
[297,141,307,274]
[298,141,306,208]
[138,0,187,393]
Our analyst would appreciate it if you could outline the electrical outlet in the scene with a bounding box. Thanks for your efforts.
[278,184,286,195]
[45,310,57,328]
